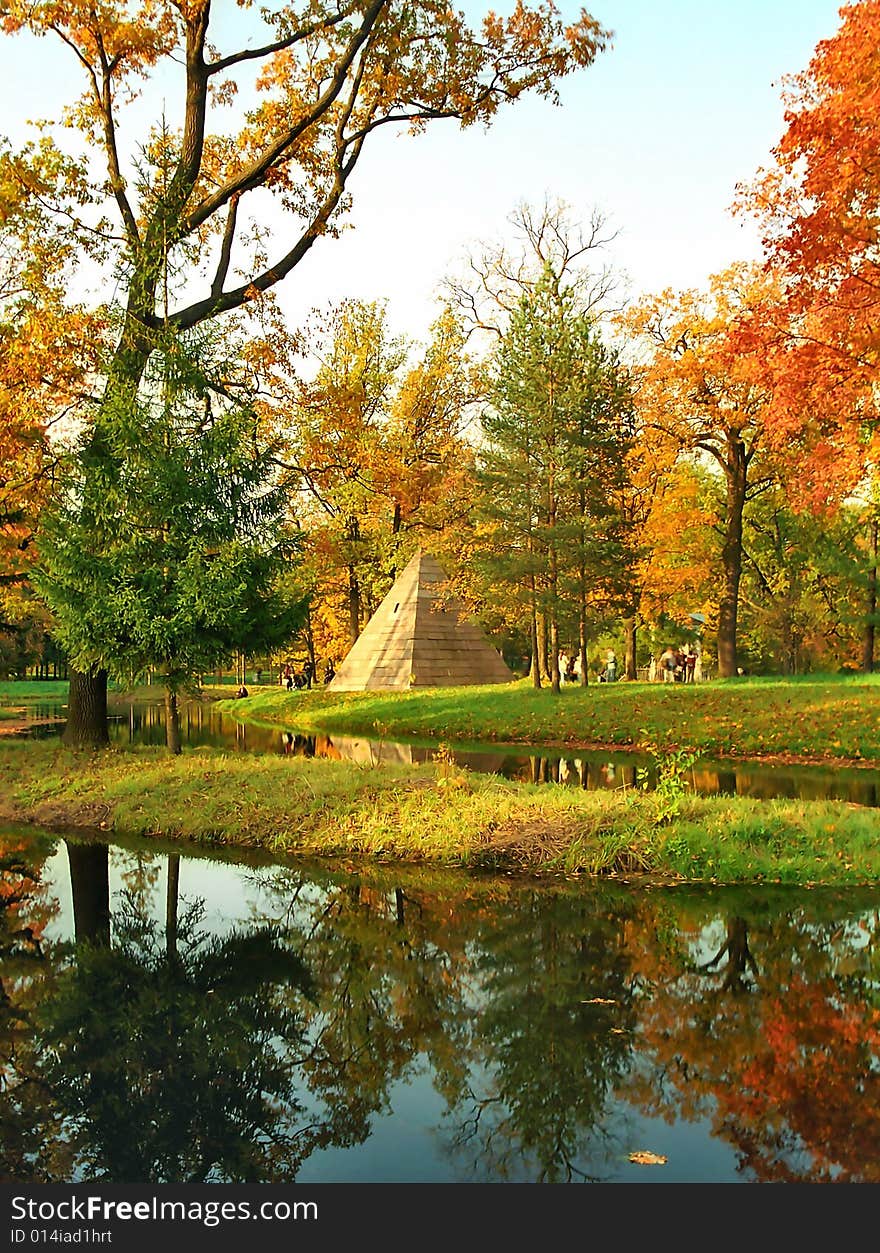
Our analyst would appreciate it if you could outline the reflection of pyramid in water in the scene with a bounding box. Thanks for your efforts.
[328,550,514,691]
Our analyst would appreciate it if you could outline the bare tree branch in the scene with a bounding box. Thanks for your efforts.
[183,0,386,237]
[206,4,354,76]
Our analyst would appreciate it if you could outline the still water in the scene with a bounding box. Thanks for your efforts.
[12,694,880,808]
[2,826,879,1183]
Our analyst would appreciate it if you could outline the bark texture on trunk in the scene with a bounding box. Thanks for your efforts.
[550,616,560,695]
[717,438,748,679]
[348,564,361,645]
[537,613,550,682]
[862,517,878,674]
[62,668,110,749]
[623,617,637,680]
[529,592,542,689]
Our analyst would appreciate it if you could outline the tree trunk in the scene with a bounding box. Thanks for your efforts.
[578,561,589,686]
[62,667,110,749]
[537,613,551,682]
[165,684,182,755]
[623,616,637,680]
[66,839,111,947]
[862,517,878,674]
[717,440,748,679]
[348,564,361,645]
[529,580,542,689]
[305,603,317,685]
[550,615,560,695]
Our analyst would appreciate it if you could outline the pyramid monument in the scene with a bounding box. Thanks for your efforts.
[328,550,514,691]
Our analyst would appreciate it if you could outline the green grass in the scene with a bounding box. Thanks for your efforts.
[220,674,880,766]
[2,737,880,884]
[0,680,70,703]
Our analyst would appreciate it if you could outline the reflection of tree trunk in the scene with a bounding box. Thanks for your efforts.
[62,667,110,749]
[166,854,180,962]
[165,685,182,756]
[699,916,758,994]
[395,887,405,927]
[862,517,878,674]
[66,840,111,947]
[716,770,738,797]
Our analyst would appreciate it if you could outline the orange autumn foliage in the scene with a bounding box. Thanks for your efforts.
[742,0,880,505]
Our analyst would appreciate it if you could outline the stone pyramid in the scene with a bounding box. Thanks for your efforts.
[328,550,514,690]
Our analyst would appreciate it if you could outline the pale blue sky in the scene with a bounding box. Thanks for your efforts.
[3,1,846,343]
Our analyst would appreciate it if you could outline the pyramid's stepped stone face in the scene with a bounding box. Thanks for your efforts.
[328,550,513,691]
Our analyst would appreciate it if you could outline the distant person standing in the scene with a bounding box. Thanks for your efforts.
[685,646,696,684]
[660,647,676,683]
[693,639,703,683]
[604,650,618,683]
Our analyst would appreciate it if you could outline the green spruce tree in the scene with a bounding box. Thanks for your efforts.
[36,331,305,753]
[477,264,633,692]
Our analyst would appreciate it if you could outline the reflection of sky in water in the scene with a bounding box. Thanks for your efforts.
[40,842,288,943]
[8,831,880,1183]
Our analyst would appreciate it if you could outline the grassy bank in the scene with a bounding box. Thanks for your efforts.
[2,738,880,884]
[221,674,880,766]
[0,680,70,706]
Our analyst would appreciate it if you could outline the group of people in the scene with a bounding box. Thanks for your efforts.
[281,659,336,691]
[557,649,619,683]
[557,651,583,684]
[651,643,701,684]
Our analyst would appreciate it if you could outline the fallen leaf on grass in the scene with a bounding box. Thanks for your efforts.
[629,1151,667,1166]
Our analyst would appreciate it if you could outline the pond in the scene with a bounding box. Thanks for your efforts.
[1,825,878,1183]
[9,693,880,808]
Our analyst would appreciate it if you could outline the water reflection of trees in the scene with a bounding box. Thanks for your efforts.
[0,832,66,1180]
[445,894,640,1181]
[39,894,320,1181]
[3,834,880,1183]
[629,893,880,1182]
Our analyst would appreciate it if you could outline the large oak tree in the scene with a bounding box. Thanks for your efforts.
[2,0,609,744]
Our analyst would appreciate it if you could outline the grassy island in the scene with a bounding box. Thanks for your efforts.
[220,673,880,768]
[2,732,880,886]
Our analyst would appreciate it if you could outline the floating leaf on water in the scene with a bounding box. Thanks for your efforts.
[629,1151,668,1166]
